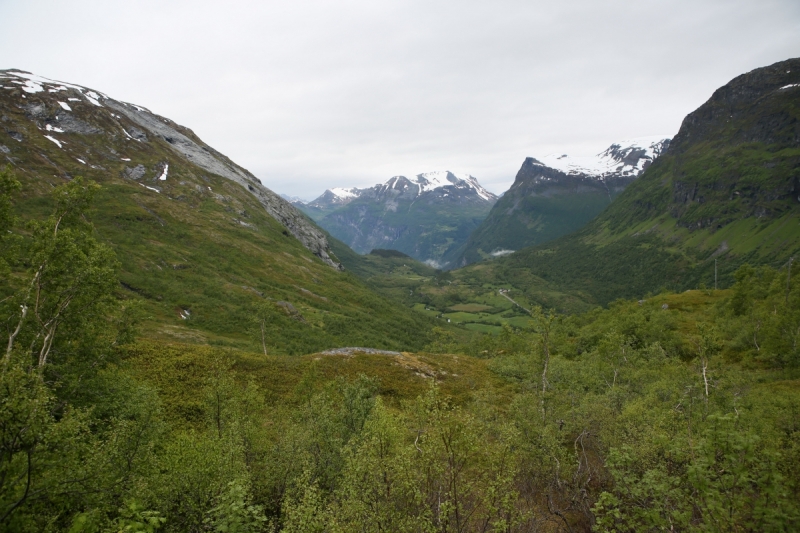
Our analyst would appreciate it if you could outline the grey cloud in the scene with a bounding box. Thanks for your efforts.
[1,0,799,198]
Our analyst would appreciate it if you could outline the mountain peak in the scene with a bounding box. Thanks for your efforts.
[412,171,496,201]
[530,136,671,181]
[452,136,672,268]
[306,171,497,210]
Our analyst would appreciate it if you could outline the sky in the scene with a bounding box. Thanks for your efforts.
[1,1,799,200]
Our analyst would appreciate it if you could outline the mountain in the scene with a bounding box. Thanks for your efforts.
[294,187,364,221]
[0,69,439,352]
[452,137,670,267]
[1,70,341,269]
[280,193,309,204]
[309,187,363,209]
[463,57,800,305]
[303,171,498,267]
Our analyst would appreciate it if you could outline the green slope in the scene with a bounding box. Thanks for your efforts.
[448,188,616,267]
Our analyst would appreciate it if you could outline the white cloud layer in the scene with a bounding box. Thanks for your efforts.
[1,0,799,199]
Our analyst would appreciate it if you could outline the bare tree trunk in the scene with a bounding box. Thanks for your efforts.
[4,266,44,366]
[702,357,709,400]
[4,305,27,368]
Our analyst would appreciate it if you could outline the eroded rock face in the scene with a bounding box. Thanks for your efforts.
[104,99,343,269]
[124,164,146,180]
[670,58,800,154]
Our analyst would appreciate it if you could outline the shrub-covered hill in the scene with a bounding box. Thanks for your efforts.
[467,58,800,305]
[0,71,437,353]
[3,159,798,531]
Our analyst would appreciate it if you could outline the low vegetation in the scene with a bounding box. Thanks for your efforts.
[2,170,798,532]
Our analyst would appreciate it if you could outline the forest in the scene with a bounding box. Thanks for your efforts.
[1,169,799,533]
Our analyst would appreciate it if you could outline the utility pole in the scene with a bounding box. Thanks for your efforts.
[714,259,717,291]
[787,257,794,304]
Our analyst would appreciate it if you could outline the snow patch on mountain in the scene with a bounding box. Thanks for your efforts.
[329,187,361,200]
[0,70,109,106]
[532,136,671,180]
[413,171,495,201]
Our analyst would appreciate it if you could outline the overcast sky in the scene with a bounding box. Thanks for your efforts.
[2,1,799,199]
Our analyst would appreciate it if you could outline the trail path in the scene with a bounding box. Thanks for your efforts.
[498,290,531,314]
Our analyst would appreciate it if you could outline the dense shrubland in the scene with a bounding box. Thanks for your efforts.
[1,170,799,532]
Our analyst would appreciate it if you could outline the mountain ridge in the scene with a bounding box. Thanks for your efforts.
[301,170,496,211]
[451,136,670,267]
[296,170,498,266]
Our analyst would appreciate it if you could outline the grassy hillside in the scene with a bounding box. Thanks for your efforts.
[0,77,438,354]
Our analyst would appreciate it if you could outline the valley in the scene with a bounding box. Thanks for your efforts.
[1,58,799,533]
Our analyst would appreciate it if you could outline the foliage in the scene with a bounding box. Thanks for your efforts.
[2,170,800,533]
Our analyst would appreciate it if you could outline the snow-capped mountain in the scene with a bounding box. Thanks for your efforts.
[306,187,364,210]
[530,137,671,181]
[297,171,497,264]
[451,137,672,267]
[306,171,496,212]
[280,193,309,204]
